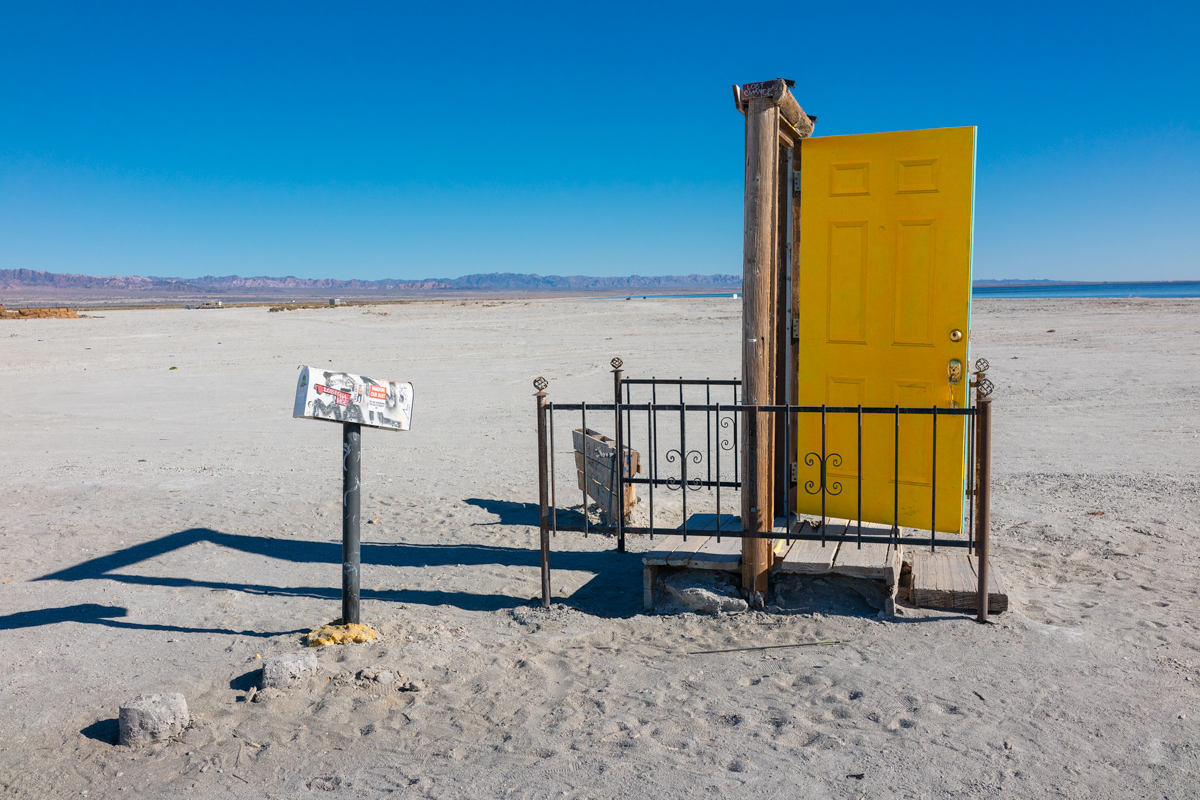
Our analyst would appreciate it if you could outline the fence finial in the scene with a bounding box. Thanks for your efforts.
[533,376,548,392]
[610,357,623,370]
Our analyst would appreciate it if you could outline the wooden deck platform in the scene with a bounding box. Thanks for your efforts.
[909,552,1009,613]
[642,515,904,612]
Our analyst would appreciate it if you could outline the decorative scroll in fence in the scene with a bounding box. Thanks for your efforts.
[572,427,639,523]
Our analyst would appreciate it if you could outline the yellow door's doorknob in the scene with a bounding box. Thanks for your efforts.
[949,329,963,342]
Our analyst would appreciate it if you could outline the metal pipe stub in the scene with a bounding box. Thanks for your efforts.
[535,378,551,608]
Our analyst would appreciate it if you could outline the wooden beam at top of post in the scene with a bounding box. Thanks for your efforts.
[736,77,814,608]
[735,79,815,136]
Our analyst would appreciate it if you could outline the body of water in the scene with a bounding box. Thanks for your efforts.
[973,281,1200,299]
[591,282,1200,301]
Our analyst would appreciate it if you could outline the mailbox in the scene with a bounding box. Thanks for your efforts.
[293,365,413,431]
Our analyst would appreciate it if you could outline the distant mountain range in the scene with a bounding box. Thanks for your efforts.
[0,269,742,294]
[5,269,1188,304]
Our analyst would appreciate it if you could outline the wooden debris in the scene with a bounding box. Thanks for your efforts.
[572,427,638,522]
[909,553,1009,613]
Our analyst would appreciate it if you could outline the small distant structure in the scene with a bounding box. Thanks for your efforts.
[186,300,223,310]
[329,298,344,307]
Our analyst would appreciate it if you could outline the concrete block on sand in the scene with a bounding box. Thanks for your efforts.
[118,693,189,748]
[261,651,319,689]
[661,571,748,614]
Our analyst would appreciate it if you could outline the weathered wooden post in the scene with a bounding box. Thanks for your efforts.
[534,377,552,608]
[735,79,814,607]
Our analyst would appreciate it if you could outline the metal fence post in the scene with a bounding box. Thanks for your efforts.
[976,398,993,623]
[342,422,362,625]
[534,377,552,608]
[612,358,625,553]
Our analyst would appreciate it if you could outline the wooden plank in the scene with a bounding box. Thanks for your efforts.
[571,427,639,520]
[642,535,685,566]
[689,534,743,572]
[830,521,901,586]
[740,91,779,602]
[571,428,639,476]
[667,535,712,566]
[679,513,736,534]
[910,553,1008,613]
[774,521,840,574]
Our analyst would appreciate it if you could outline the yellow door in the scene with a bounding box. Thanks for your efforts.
[796,126,975,534]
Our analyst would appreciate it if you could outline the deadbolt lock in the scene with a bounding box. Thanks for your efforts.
[948,359,964,384]
[949,329,963,342]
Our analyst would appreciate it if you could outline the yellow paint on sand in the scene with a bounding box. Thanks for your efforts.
[304,623,379,647]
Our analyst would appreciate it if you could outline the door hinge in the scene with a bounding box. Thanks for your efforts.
[790,462,798,484]
[792,171,802,193]
[791,318,800,340]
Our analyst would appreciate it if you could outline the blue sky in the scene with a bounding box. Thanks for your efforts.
[1,1,1197,281]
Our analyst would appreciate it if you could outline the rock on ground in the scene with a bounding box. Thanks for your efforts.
[660,571,748,614]
[261,651,319,689]
[118,693,189,748]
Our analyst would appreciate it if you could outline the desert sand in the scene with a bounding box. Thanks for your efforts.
[1,296,1197,798]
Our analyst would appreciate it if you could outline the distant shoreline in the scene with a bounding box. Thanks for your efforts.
[2,268,1197,306]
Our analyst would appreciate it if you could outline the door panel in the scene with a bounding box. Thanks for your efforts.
[796,126,975,533]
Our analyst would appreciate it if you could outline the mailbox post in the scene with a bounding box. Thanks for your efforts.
[342,422,362,624]
[294,366,414,626]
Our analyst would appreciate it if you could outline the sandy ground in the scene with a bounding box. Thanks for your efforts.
[1,297,1198,799]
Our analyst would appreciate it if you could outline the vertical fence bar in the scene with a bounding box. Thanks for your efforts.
[535,388,551,608]
[625,380,632,487]
[931,406,938,553]
[613,364,625,554]
[783,407,791,545]
[732,382,739,484]
[648,402,655,539]
[967,405,976,551]
[893,405,900,545]
[680,401,689,539]
[816,402,825,542]
[549,402,557,536]
[976,398,993,623]
[857,405,863,549]
[652,381,659,488]
[706,382,713,489]
[625,381,633,535]
[581,401,588,538]
[715,401,722,543]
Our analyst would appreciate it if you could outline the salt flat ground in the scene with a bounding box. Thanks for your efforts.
[1,297,1197,799]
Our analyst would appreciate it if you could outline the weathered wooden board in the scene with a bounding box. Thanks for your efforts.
[678,513,737,535]
[689,535,743,572]
[667,535,712,566]
[642,535,685,566]
[572,427,639,520]
[829,521,901,586]
[910,553,1009,613]
[571,428,639,475]
[774,521,840,574]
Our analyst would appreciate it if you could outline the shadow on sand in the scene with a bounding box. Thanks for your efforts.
[25,496,644,635]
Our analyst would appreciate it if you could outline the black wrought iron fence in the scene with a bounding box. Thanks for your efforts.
[531,359,996,614]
